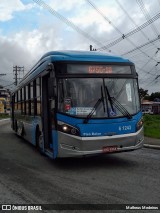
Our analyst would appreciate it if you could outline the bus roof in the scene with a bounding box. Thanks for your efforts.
[15,51,134,92]
[40,50,132,63]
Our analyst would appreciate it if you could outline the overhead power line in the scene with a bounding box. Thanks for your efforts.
[32,0,105,48]
[0,78,11,83]
[155,48,160,54]
[86,0,159,63]
[135,52,160,79]
[85,0,160,90]
[124,40,159,60]
[143,76,159,88]
[97,12,160,51]
[3,82,15,88]
[136,65,154,76]
[85,0,122,35]
[136,0,160,40]
[155,62,160,66]
[115,0,158,49]
[0,74,6,77]
[136,1,160,82]
[122,36,160,57]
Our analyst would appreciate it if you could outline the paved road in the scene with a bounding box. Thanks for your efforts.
[0,121,160,212]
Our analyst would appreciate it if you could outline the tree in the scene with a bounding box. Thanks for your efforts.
[139,88,149,99]
[149,92,160,101]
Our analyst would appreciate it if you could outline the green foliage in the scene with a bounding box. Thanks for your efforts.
[139,88,149,99]
[148,92,160,101]
[143,115,160,139]
[0,114,10,120]
[140,87,160,101]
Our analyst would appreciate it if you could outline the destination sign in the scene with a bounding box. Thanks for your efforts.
[67,64,131,74]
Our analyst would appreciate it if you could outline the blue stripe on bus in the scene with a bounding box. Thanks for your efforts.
[57,112,142,137]
[57,112,142,125]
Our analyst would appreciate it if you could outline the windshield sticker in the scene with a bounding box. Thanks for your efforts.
[68,107,96,115]
[64,98,71,111]
[109,109,117,116]
[126,83,132,101]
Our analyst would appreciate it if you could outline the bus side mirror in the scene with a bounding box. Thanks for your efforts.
[48,78,57,98]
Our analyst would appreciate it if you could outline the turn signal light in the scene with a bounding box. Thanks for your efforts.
[136,118,143,131]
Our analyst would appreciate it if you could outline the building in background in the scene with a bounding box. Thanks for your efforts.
[0,86,11,114]
[141,100,160,114]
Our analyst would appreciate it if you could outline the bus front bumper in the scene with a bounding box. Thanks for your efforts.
[57,127,144,158]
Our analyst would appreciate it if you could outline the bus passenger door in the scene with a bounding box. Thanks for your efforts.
[42,74,55,154]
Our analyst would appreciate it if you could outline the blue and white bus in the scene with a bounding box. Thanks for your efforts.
[11,51,144,159]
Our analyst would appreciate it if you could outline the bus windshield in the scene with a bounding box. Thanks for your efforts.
[58,78,140,118]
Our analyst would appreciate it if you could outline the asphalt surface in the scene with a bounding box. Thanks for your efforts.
[0,120,160,212]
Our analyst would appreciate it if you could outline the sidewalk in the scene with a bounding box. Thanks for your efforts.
[144,137,160,150]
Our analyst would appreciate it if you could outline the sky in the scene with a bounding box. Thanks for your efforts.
[0,0,160,94]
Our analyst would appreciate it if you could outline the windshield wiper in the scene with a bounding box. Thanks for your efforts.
[105,86,132,119]
[105,85,114,113]
[83,86,105,124]
[111,97,132,119]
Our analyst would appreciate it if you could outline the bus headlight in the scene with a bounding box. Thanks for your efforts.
[58,122,80,136]
[136,118,143,131]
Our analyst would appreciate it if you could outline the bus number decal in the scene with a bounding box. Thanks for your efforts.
[119,125,131,131]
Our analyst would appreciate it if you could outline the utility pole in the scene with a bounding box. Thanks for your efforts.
[13,66,18,86]
[13,66,24,86]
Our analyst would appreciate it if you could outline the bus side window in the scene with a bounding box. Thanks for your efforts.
[21,87,25,114]
[26,84,31,115]
[33,80,37,115]
[18,90,21,112]
[14,92,17,110]
[36,78,41,115]
[30,82,34,115]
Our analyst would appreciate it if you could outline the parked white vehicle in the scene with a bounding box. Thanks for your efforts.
[142,109,153,114]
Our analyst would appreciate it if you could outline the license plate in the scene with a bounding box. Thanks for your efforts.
[102,146,118,153]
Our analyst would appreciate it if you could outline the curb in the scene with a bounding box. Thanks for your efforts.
[0,118,10,122]
[0,118,10,125]
[143,144,160,150]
